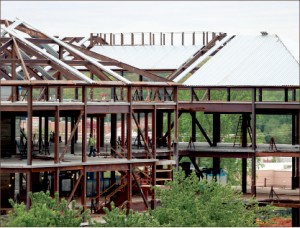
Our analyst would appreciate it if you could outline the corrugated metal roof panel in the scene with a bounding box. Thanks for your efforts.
[184,35,299,86]
[90,45,203,70]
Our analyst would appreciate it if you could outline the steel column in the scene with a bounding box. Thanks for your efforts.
[251,88,257,196]
[111,114,117,156]
[191,112,196,142]
[44,116,48,149]
[54,106,59,163]
[38,116,42,152]
[96,117,100,154]
[292,208,300,227]
[82,167,87,211]
[71,116,75,154]
[174,87,179,171]
[82,86,87,162]
[121,114,125,149]
[213,113,220,146]
[26,171,32,210]
[54,168,59,193]
[100,117,105,147]
[65,117,68,145]
[27,86,32,165]
[242,158,247,193]
[127,164,132,210]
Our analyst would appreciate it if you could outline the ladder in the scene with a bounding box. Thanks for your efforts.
[233,115,252,147]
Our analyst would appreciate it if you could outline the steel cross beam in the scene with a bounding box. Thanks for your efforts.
[131,111,153,158]
[192,113,213,146]
[60,111,84,162]
[68,43,170,82]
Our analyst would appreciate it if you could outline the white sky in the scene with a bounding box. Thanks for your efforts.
[1,1,299,59]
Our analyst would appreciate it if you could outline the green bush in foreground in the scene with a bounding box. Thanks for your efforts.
[3,191,91,227]
[97,171,274,227]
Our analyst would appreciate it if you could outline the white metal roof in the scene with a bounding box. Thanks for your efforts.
[91,45,203,70]
[184,35,300,86]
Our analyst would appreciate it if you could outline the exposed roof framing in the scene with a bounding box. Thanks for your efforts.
[168,33,228,81]
[69,43,170,82]
[1,18,172,84]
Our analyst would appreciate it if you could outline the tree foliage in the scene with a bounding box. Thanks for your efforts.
[3,191,91,227]
[96,171,274,227]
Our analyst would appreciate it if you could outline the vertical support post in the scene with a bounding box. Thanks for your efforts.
[45,116,49,149]
[156,111,163,148]
[11,44,17,102]
[152,107,157,159]
[141,33,144,45]
[241,114,248,147]
[251,88,257,196]
[137,112,141,148]
[82,167,87,211]
[127,86,132,160]
[192,32,195,45]
[100,117,105,147]
[54,168,59,193]
[127,164,132,210]
[213,113,220,146]
[258,88,263,102]
[242,158,247,193]
[227,88,231,101]
[212,158,220,180]
[27,86,33,165]
[96,171,100,205]
[167,112,171,151]
[96,117,101,155]
[54,106,59,163]
[65,117,68,145]
[111,114,117,156]
[145,112,149,155]
[82,86,87,162]
[90,117,94,135]
[121,114,125,149]
[39,116,42,152]
[171,32,173,45]
[151,162,156,209]
[182,32,184,45]
[71,116,75,154]
[174,87,179,171]
[191,112,196,142]
[26,171,32,210]
[292,208,300,227]
[284,88,288,102]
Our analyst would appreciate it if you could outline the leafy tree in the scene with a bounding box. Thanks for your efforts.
[3,191,91,227]
[96,203,159,227]
[96,171,274,227]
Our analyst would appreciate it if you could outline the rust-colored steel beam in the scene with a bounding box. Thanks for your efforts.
[69,43,169,82]
[60,111,84,162]
[167,33,227,80]
[0,38,13,53]
[12,38,30,80]
[132,111,152,158]
[132,172,149,209]
[85,64,111,81]
[1,20,48,38]
[67,171,83,205]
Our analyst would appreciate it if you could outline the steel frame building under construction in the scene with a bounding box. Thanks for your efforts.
[1,18,300,225]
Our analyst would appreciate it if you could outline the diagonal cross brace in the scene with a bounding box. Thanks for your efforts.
[131,112,152,158]
[191,113,213,146]
[59,111,84,162]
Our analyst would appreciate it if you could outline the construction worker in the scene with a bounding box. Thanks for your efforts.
[88,134,96,157]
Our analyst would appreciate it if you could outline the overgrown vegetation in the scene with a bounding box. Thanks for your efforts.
[96,171,274,227]
[2,192,90,227]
